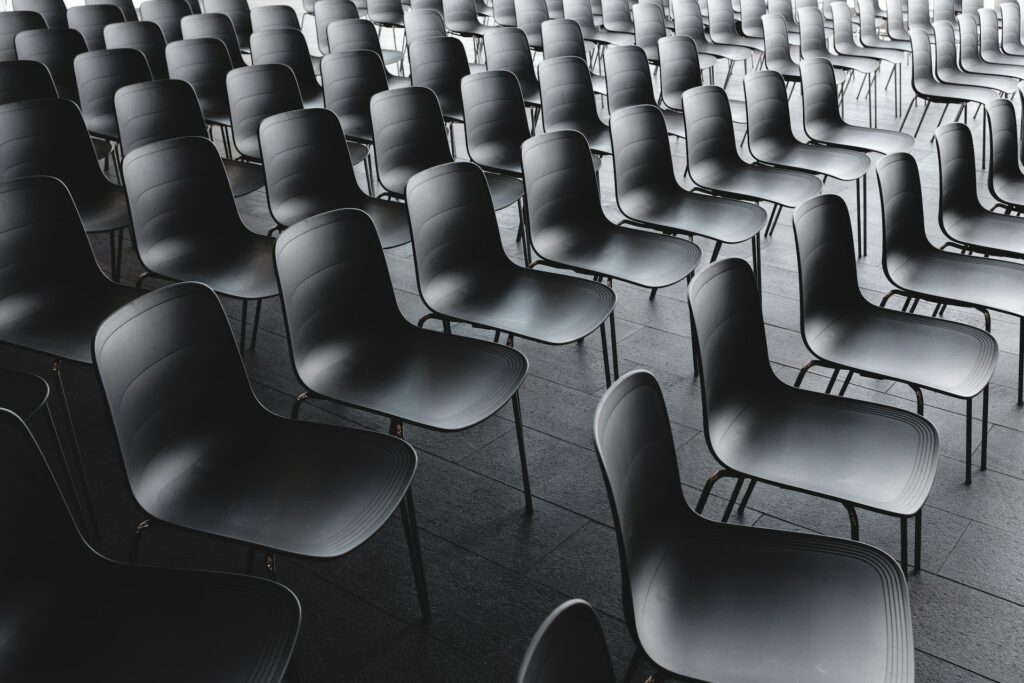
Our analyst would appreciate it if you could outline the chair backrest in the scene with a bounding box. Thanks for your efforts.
[932,20,958,75]
[521,130,606,240]
[708,0,742,40]
[409,35,470,108]
[103,20,168,79]
[0,59,57,104]
[250,27,320,97]
[225,63,303,159]
[657,35,701,108]
[743,69,797,152]
[13,0,67,28]
[800,56,842,126]
[604,45,657,112]
[204,0,253,50]
[609,104,677,199]
[740,0,766,35]
[516,599,616,683]
[792,194,866,337]
[181,12,246,67]
[935,122,984,216]
[404,7,445,49]
[767,0,796,28]
[483,27,537,88]
[681,84,740,171]
[366,0,405,25]
[86,0,138,22]
[94,282,260,505]
[563,0,599,30]
[856,0,881,39]
[672,0,707,45]
[74,48,151,133]
[412,0,445,14]
[461,69,531,167]
[515,0,551,37]
[0,12,47,62]
[907,0,930,31]
[602,0,634,31]
[259,108,364,226]
[251,4,300,32]
[327,18,387,60]
[762,12,797,71]
[370,87,453,195]
[797,5,828,57]
[933,0,955,25]
[957,13,982,64]
[320,49,387,141]
[978,8,1002,55]
[139,0,191,43]
[830,1,856,52]
[988,97,1021,189]
[908,28,936,88]
[165,37,232,120]
[961,0,982,21]
[634,1,667,51]
[15,27,86,101]
[67,4,124,50]
[538,55,600,130]
[540,17,586,59]
[314,0,360,54]
[547,0,565,19]
[115,78,208,154]
[443,0,481,26]
[886,0,909,37]
[876,152,932,271]
[1002,2,1024,51]
[405,161,509,295]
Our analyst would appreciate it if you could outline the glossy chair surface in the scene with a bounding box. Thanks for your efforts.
[461,69,532,175]
[226,63,305,160]
[13,0,67,27]
[165,37,233,125]
[15,27,86,101]
[181,12,247,67]
[205,0,254,51]
[0,12,47,61]
[251,3,300,31]
[321,48,387,143]
[250,27,322,107]
[483,27,540,106]
[314,0,359,54]
[139,0,191,43]
[66,3,124,50]
[988,97,1024,211]
[538,55,611,154]
[102,20,168,78]
[86,0,139,21]
[74,47,151,140]
[327,18,404,70]
[409,35,470,121]
[0,58,57,104]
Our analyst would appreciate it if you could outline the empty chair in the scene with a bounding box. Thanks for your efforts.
[493,0,519,26]
[260,108,409,245]
[795,193,995,486]
[538,56,611,154]
[74,47,151,146]
[632,1,667,64]
[406,161,618,383]
[708,0,759,62]
[683,85,821,236]
[878,152,1024,406]
[858,0,909,51]
[0,58,56,103]
[86,0,138,21]
[834,1,905,116]
[0,12,46,61]
[461,69,533,176]
[565,0,632,46]
[409,35,470,122]
[139,0,191,43]
[799,6,880,124]
[445,0,497,38]
[15,27,86,101]
[103,20,168,78]
[405,8,448,55]
[166,37,233,126]
[313,0,359,55]
[979,8,1024,67]
[958,13,1024,81]
[659,34,717,111]
[761,12,801,82]
[115,78,265,196]
[610,104,767,275]
[601,0,634,34]
[181,13,247,67]
[740,0,765,37]
[205,0,254,51]
[593,369,917,682]
[93,281,429,619]
[934,20,1016,95]
[327,19,404,76]
[251,4,300,32]
[0,407,301,682]
[226,63,303,160]
[673,0,739,70]
[541,17,609,95]
[987,97,1024,213]
[251,27,322,107]
[906,0,931,35]
[518,600,615,683]
[66,4,124,51]
[321,48,387,146]
[515,0,550,47]
[122,136,277,349]
[885,0,911,41]
[13,0,67,27]
[605,44,686,137]
[367,0,405,29]
[370,87,524,208]
[484,28,540,107]
[1001,2,1024,57]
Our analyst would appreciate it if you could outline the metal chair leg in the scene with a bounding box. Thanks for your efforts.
[51,360,99,540]
[249,299,263,351]
[737,479,757,514]
[899,516,908,575]
[793,360,824,388]
[41,402,89,539]
[239,299,248,351]
[695,469,731,515]
[291,391,309,419]
[981,385,989,471]
[130,518,152,563]
[721,477,744,522]
[965,394,973,484]
[914,510,922,572]
[511,391,533,513]
[599,322,611,388]
[844,503,859,541]
[400,490,431,621]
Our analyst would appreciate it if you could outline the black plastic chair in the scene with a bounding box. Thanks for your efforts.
[406,161,619,383]
[226,63,303,161]
[683,84,821,230]
[66,3,123,51]
[934,20,1016,95]
[370,86,524,208]
[540,17,608,95]
[483,27,540,108]
[708,0,758,72]
[93,280,430,620]
[564,0,632,47]
[409,35,470,123]
[878,151,1024,407]
[605,44,685,137]
[251,3,300,32]
[14,26,86,101]
[313,0,359,56]
[674,0,744,68]
[0,58,57,105]
[326,18,405,80]
[320,47,387,154]
[858,0,908,51]
[139,0,190,43]
[979,8,1024,67]
[445,0,497,39]
[987,97,1024,213]
[958,12,1024,82]
[74,47,151,150]
[406,8,452,63]
[832,1,904,116]
[493,0,519,27]
[86,0,139,21]
[0,11,46,62]
[122,136,277,350]
[367,0,405,28]
[761,11,800,81]
[610,104,766,279]
[0,176,143,537]
[102,20,168,78]
[0,407,302,682]
[13,0,67,27]
[538,55,611,155]
[275,208,531,510]
[601,0,635,34]
[1001,1,1024,57]
[795,193,996,487]
[514,0,549,47]
[461,69,532,176]
[657,34,714,113]
[181,12,247,67]
[522,129,701,300]
[632,1,667,65]
[205,0,254,52]
[115,78,265,197]
[250,27,322,108]
[260,108,410,246]
[165,37,233,126]
[593,368,916,682]
[517,600,615,683]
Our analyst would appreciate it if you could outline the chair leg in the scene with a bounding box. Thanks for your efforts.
[400,490,432,621]
[599,322,612,388]
[695,469,731,515]
[51,360,99,540]
[249,299,263,351]
[914,510,922,572]
[899,516,908,575]
[721,477,744,522]
[823,367,841,393]
[511,392,533,514]
[609,310,620,380]
[981,385,989,471]
[897,95,918,132]
[291,391,309,419]
[844,503,859,541]
[912,99,932,138]
[793,359,824,388]
[239,299,249,351]
[837,370,854,396]
[737,478,757,514]
[965,394,973,484]
[1018,320,1023,405]
[624,647,643,683]
[40,402,90,539]
[130,518,152,563]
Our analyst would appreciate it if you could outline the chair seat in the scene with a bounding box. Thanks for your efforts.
[979,50,1024,69]
[387,73,411,88]
[0,283,141,364]
[961,57,1024,83]
[546,121,612,155]
[347,140,370,165]
[806,120,914,154]
[701,40,751,62]
[826,52,879,74]
[143,234,279,300]
[714,386,936,516]
[276,195,412,247]
[991,175,1024,209]
[806,306,997,399]
[637,521,914,683]
[690,163,822,208]
[620,186,767,243]
[889,251,1024,318]
[860,33,910,51]
[299,327,527,430]
[0,369,49,420]
[448,20,496,36]
[485,172,524,210]
[86,112,120,141]
[224,159,265,197]
[711,33,760,51]
[520,80,542,107]
[92,138,112,160]
[663,108,687,138]
[12,565,299,682]
[533,222,702,288]
[427,267,615,344]
[591,73,608,95]
[136,416,415,557]
[751,141,870,181]
[641,43,660,63]
[938,68,1017,95]
[301,86,326,109]
[914,80,1000,106]
[836,43,901,63]
[579,26,635,46]
[943,209,1024,257]
[436,93,465,123]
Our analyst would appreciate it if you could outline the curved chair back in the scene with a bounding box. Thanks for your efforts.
[0,59,57,104]
[370,87,452,195]
[461,69,531,169]
[87,0,138,22]
[885,0,910,39]
[602,0,635,32]
[876,152,932,271]
[933,0,955,25]
[413,0,444,13]
[604,45,656,112]
[74,48,152,138]
[978,8,1003,56]
[0,12,47,62]
[767,0,797,29]
[483,27,537,91]
[517,599,616,683]
[13,0,67,28]
[708,0,744,42]
[797,5,828,58]
[321,49,387,143]
[830,1,857,53]
[672,0,708,45]
[493,0,519,25]
[563,0,599,31]
[958,13,984,65]
[404,7,445,49]
[115,78,207,154]
[741,0,766,36]
[166,37,232,121]
[409,35,470,112]
[251,4,300,32]
[609,104,677,199]
[367,0,406,26]
[139,0,191,43]
[514,0,551,40]
[908,28,937,91]
[103,20,168,78]
[933,20,960,78]
[988,98,1021,192]
[327,18,389,61]
[15,27,86,101]
[181,14,246,67]
[907,0,930,32]
[540,17,586,59]
[538,56,601,130]
[681,85,741,173]
[259,108,365,226]
[314,0,359,54]
[205,0,254,50]
[67,4,124,50]
[225,63,303,159]
[935,122,984,216]
[962,0,982,21]
[658,35,701,108]
[800,56,842,126]
[762,12,798,75]
[443,0,483,28]
[522,130,606,240]
[744,69,797,152]
[1002,2,1024,53]
[634,1,667,55]
[250,27,320,100]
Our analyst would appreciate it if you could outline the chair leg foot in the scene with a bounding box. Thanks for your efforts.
[130,518,151,563]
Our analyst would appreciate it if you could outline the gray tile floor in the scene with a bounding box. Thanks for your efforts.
[19,9,1024,681]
